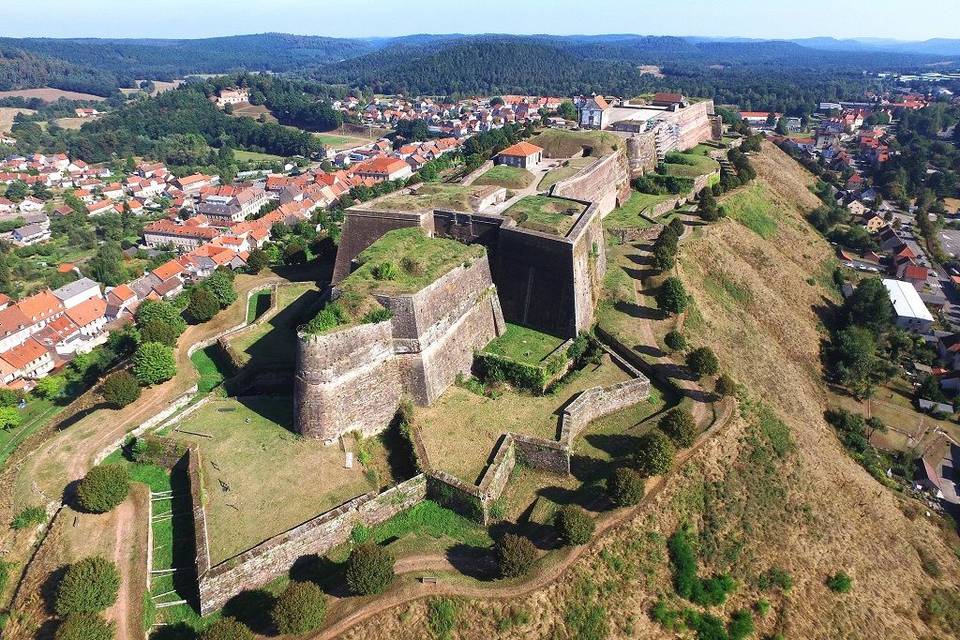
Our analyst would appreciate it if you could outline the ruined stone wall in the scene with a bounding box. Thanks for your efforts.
[559,361,651,448]
[332,209,433,283]
[550,151,631,218]
[294,321,401,440]
[195,474,428,615]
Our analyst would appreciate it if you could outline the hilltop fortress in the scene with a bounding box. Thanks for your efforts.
[297,110,716,441]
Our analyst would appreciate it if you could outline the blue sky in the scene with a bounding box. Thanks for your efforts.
[3,0,958,41]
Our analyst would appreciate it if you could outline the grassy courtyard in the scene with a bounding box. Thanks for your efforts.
[538,156,596,191]
[482,322,567,365]
[165,395,398,565]
[472,165,535,189]
[603,191,675,229]
[415,354,637,483]
[660,151,720,178]
[366,183,479,212]
[503,195,585,236]
[529,129,622,158]
[223,283,321,368]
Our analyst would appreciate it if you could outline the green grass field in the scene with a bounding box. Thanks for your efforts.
[660,151,720,179]
[234,149,283,163]
[723,182,780,239]
[367,183,479,213]
[603,191,675,229]
[224,284,321,367]
[529,129,622,158]
[313,132,369,150]
[472,165,535,189]
[503,195,585,236]
[538,157,596,191]
[482,323,567,365]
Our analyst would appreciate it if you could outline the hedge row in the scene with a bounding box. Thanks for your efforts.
[474,351,567,394]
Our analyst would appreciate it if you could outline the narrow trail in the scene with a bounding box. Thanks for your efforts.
[108,499,136,640]
[313,397,735,640]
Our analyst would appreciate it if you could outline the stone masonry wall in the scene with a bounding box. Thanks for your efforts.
[568,203,606,335]
[550,150,631,219]
[332,209,433,283]
[511,434,570,475]
[195,474,428,615]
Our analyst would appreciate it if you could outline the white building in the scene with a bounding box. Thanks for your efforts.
[882,279,934,333]
[52,277,103,310]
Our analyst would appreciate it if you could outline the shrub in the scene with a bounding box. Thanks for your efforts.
[668,526,735,606]
[0,558,10,594]
[351,523,371,544]
[757,566,793,592]
[55,613,115,640]
[371,262,396,281]
[11,505,46,530]
[664,330,686,352]
[132,342,176,386]
[303,302,348,334]
[101,371,141,409]
[0,388,22,408]
[200,617,255,640]
[135,299,186,336]
[138,319,179,347]
[76,465,129,513]
[659,408,697,448]
[495,533,538,578]
[361,307,393,324]
[686,346,719,378]
[728,609,755,640]
[554,505,595,546]
[206,268,237,308]
[635,429,675,477]
[345,543,395,595]
[826,571,852,593]
[55,557,120,615]
[427,598,459,640]
[656,277,688,315]
[606,467,645,506]
[715,373,737,397]
[271,581,327,634]
[33,375,67,400]
[187,286,220,322]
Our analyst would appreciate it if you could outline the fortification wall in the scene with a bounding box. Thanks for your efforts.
[195,474,427,615]
[550,151,631,218]
[559,376,652,447]
[432,210,503,252]
[294,321,401,440]
[672,100,716,151]
[512,434,570,475]
[332,209,432,283]
[625,133,659,175]
[568,203,606,335]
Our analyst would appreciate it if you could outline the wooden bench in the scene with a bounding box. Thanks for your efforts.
[420,576,439,585]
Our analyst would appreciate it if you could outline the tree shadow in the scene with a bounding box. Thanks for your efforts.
[613,300,665,322]
[290,554,350,598]
[36,618,61,640]
[649,361,698,382]
[40,564,68,615]
[222,589,277,635]
[623,266,658,281]
[378,419,418,483]
[55,402,110,431]
[582,433,641,461]
[633,344,666,358]
[149,623,196,640]
[445,544,498,581]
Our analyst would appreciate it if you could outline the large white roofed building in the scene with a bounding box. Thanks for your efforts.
[882,278,934,333]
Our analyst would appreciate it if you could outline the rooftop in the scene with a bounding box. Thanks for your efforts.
[882,279,934,322]
[502,195,586,236]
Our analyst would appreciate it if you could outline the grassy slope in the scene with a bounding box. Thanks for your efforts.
[341,142,960,640]
[473,165,535,189]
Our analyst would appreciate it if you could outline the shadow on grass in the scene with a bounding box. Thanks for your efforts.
[149,623,196,640]
[235,395,295,433]
[290,554,351,598]
[222,589,277,634]
[55,401,110,431]
[40,564,68,615]
[240,289,324,371]
[445,544,498,580]
[613,300,666,322]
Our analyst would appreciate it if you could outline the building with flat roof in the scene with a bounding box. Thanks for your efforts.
[882,278,934,333]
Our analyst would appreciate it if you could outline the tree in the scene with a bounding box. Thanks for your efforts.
[0,406,23,430]
[664,331,687,352]
[271,581,327,634]
[283,237,308,265]
[495,533,538,578]
[201,618,255,640]
[135,299,186,336]
[659,407,697,447]
[187,286,220,323]
[76,465,130,514]
[843,278,893,336]
[652,243,676,272]
[139,319,179,347]
[246,248,270,273]
[833,325,888,398]
[656,277,688,315]
[133,342,176,386]
[56,557,120,615]
[33,374,67,400]
[826,571,853,593]
[635,429,675,477]
[206,267,237,308]
[0,388,21,408]
[686,347,719,378]
[558,101,577,120]
[345,543,395,595]
[88,243,126,287]
[55,614,115,640]
[555,505,594,546]
[101,371,141,409]
[606,468,645,507]
[715,373,737,397]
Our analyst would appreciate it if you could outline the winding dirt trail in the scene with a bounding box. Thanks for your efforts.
[313,398,735,639]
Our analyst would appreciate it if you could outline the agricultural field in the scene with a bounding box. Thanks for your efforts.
[529,129,622,158]
[230,102,276,122]
[503,195,585,236]
[0,88,106,102]
[233,149,284,163]
[223,283,322,368]
[472,165,535,189]
[52,117,87,130]
[0,107,35,132]
[165,395,400,565]
[538,156,596,191]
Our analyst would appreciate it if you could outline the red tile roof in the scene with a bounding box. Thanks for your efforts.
[498,141,543,158]
[1,338,48,370]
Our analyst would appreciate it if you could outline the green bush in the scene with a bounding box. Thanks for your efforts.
[606,467,645,506]
[271,581,327,634]
[55,613,115,640]
[656,277,688,315]
[133,342,176,386]
[635,429,675,477]
[668,526,735,606]
[554,505,595,546]
[138,319,180,347]
[11,505,46,530]
[200,617,255,640]
[55,557,120,615]
[303,302,348,334]
[101,371,141,409]
[826,571,852,593]
[187,286,220,322]
[206,268,237,308]
[135,299,186,336]
[659,407,697,448]
[371,262,396,280]
[715,373,737,397]
[361,307,393,324]
[686,346,719,378]
[130,436,185,465]
[757,566,793,592]
[427,598,459,640]
[495,533,538,578]
[76,465,130,513]
[728,609,755,640]
[474,352,553,393]
[0,558,10,594]
[664,330,687,352]
[345,543,395,595]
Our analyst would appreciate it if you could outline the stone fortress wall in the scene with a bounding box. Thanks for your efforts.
[295,255,504,440]
[549,150,631,218]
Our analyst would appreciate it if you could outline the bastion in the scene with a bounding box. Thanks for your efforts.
[294,228,505,441]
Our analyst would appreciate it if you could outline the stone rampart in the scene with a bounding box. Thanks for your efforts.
[195,474,428,615]
[568,202,606,334]
[511,433,571,475]
[549,151,631,218]
[559,376,651,448]
[332,209,433,283]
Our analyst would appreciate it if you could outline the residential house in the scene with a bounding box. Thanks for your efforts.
[52,277,102,309]
[18,196,43,213]
[65,297,108,338]
[0,338,54,383]
[105,284,139,319]
[353,157,413,182]
[495,141,544,169]
[576,95,610,129]
[917,433,959,506]
[0,306,32,353]
[882,279,934,333]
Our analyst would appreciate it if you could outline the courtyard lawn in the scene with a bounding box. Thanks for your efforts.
[166,395,396,565]
[246,287,272,323]
[473,165,535,189]
[503,195,585,236]
[482,323,567,365]
[537,156,596,191]
[366,183,479,213]
[415,354,635,483]
[190,346,231,394]
[660,151,720,178]
[224,283,321,367]
[603,191,675,229]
